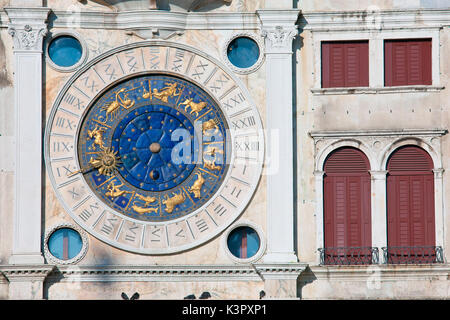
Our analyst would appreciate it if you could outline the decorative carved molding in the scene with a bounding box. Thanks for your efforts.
[5,7,50,51]
[261,26,297,52]
[83,0,233,12]
[309,129,448,172]
[28,10,260,31]
[8,24,47,51]
[44,263,308,282]
[254,263,307,280]
[0,265,55,282]
[257,9,300,54]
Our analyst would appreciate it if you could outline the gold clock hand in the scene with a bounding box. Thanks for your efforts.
[66,166,96,178]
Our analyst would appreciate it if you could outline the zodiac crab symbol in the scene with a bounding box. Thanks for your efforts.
[102,88,135,121]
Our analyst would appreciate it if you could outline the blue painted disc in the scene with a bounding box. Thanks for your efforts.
[78,74,229,222]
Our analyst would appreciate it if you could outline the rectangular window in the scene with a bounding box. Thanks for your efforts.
[384,39,432,86]
[321,41,369,88]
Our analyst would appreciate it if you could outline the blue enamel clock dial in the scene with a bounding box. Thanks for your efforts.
[78,74,229,222]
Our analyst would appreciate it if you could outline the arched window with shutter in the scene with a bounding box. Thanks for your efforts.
[322,147,372,265]
[386,145,436,264]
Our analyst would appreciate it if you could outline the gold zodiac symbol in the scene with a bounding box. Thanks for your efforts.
[105,181,132,199]
[202,118,220,136]
[89,147,121,176]
[202,146,223,171]
[203,157,221,171]
[162,191,185,213]
[131,205,159,214]
[135,193,157,206]
[204,146,224,157]
[188,173,205,198]
[142,87,151,99]
[87,125,107,150]
[147,82,181,103]
[131,194,159,215]
[180,98,208,117]
[102,88,135,121]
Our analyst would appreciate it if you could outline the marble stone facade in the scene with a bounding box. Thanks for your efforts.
[0,0,450,300]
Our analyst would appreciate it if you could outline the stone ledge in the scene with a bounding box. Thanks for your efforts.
[309,129,448,138]
[0,264,55,282]
[311,86,445,95]
[43,264,309,283]
[305,264,450,282]
[301,8,450,31]
[254,263,308,280]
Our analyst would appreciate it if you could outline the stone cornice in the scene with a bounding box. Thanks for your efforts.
[44,264,308,282]
[256,9,301,27]
[0,264,55,282]
[306,264,450,282]
[301,8,450,32]
[309,129,448,139]
[254,263,307,280]
[49,10,260,30]
[1,8,449,31]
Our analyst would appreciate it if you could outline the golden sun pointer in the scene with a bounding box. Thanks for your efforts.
[89,147,121,176]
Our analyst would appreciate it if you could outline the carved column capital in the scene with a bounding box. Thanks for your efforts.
[369,170,388,180]
[8,24,47,51]
[261,26,297,53]
[5,7,50,52]
[257,9,300,54]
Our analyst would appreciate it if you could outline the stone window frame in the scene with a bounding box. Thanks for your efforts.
[43,222,89,265]
[310,28,442,95]
[310,130,446,264]
[45,30,88,73]
[221,31,265,75]
[222,220,266,264]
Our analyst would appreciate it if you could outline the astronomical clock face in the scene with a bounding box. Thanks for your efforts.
[45,41,264,254]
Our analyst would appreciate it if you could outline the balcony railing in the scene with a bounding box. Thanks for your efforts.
[382,246,444,264]
[318,247,379,265]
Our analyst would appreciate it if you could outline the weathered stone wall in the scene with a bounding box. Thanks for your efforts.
[42,26,267,266]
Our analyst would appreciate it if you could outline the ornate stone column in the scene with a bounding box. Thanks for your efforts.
[313,170,325,264]
[5,7,50,266]
[257,9,300,264]
[433,168,445,250]
[370,170,388,257]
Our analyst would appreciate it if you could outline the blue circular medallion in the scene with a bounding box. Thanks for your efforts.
[227,36,260,69]
[48,228,83,261]
[111,104,197,192]
[48,35,83,68]
[78,74,229,222]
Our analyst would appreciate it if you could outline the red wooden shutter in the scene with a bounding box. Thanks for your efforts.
[385,39,432,86]
[323,148,371,251]
[322,41,369,88]
[387,146,435,260]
